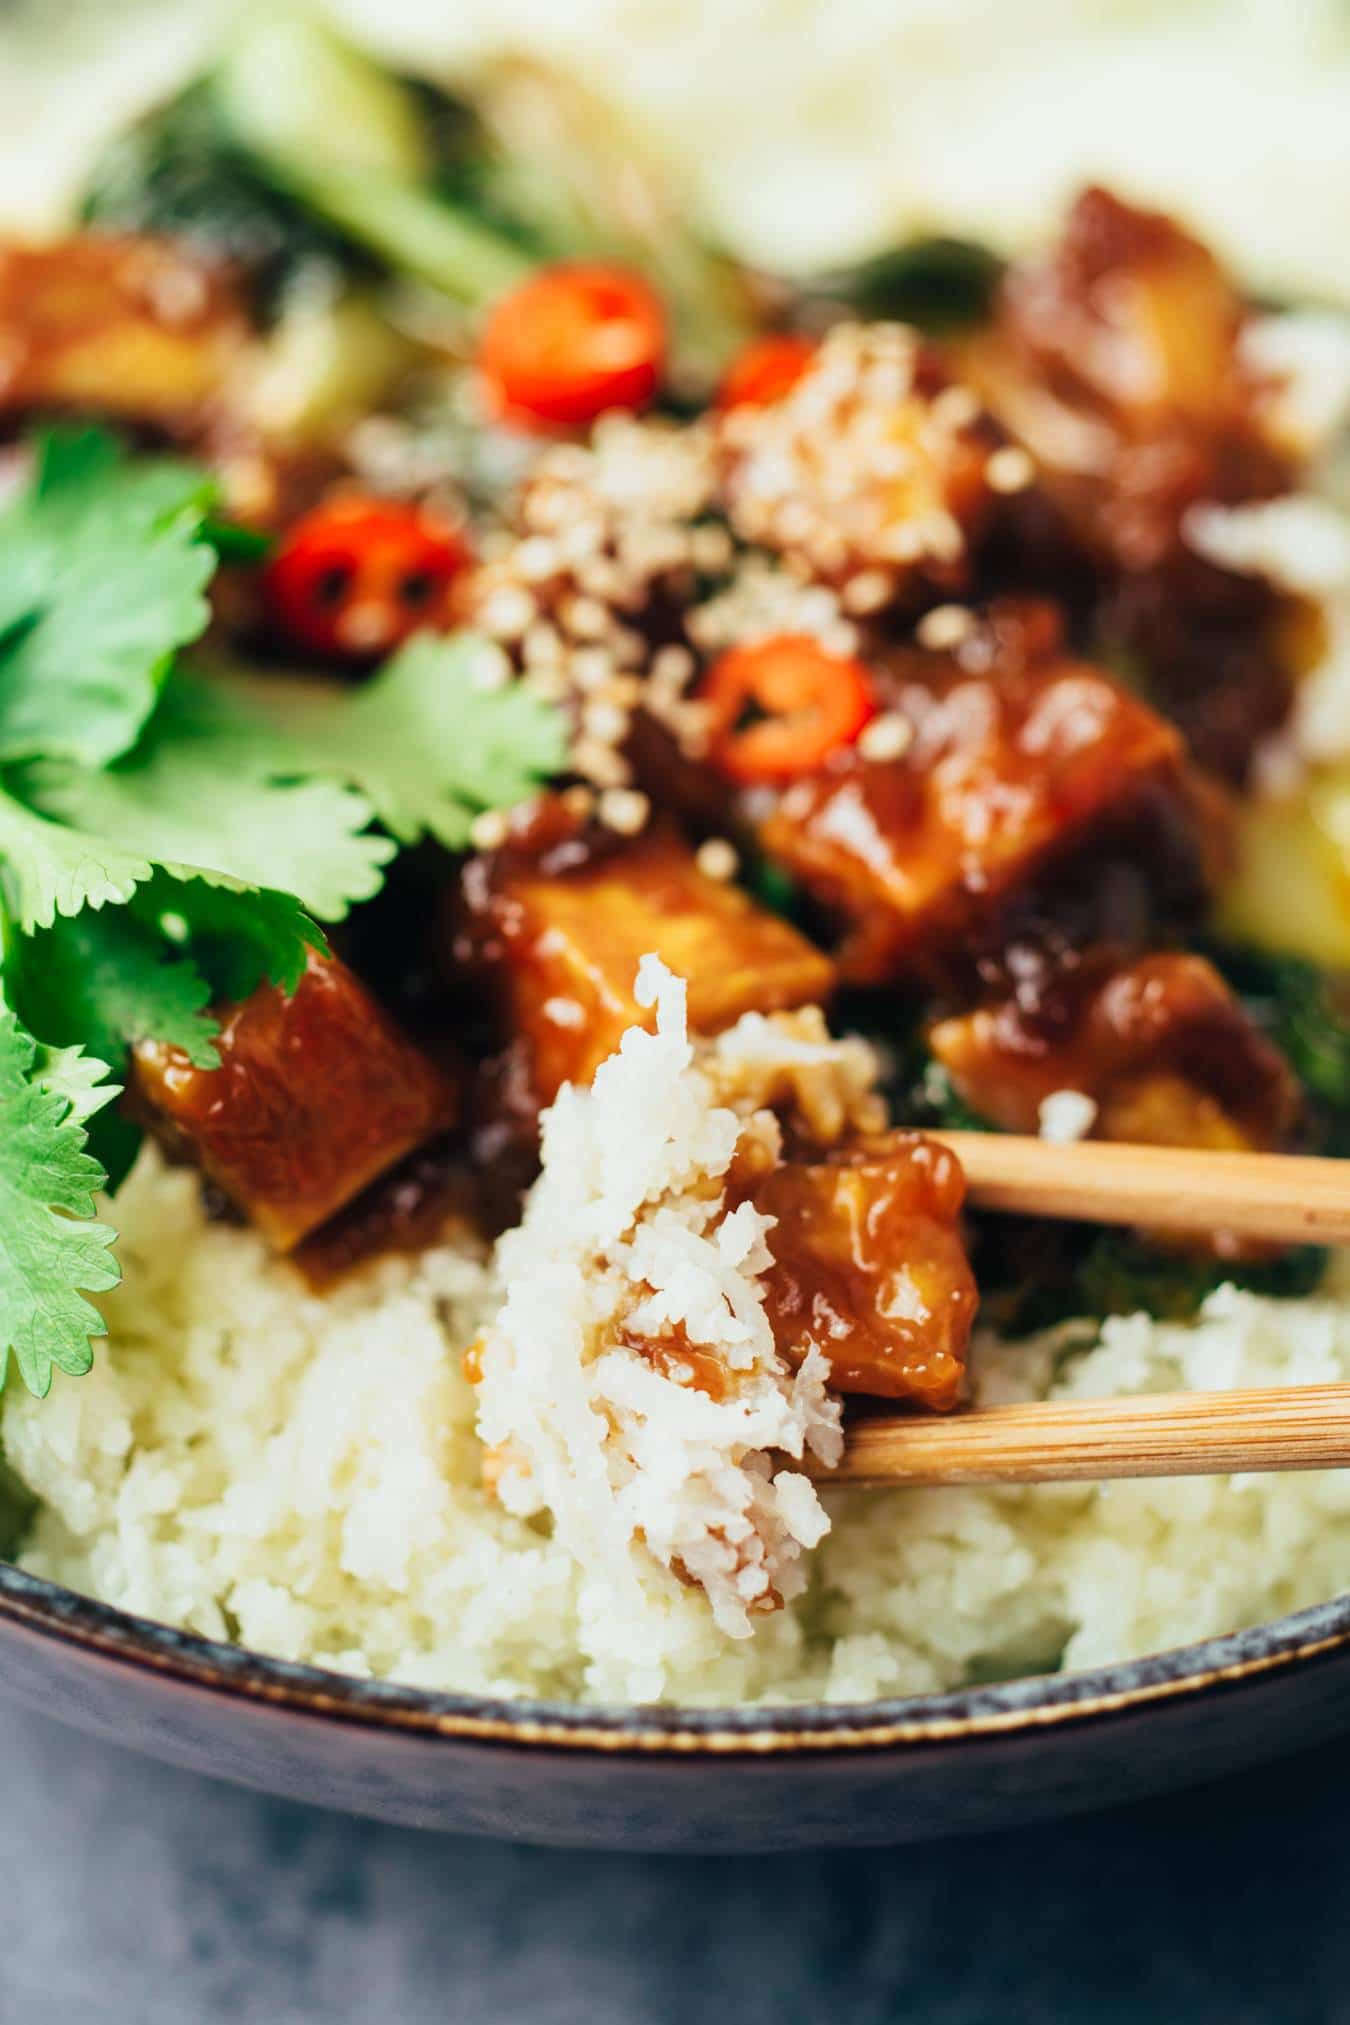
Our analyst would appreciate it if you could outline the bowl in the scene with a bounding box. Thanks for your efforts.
[3,1562,1349,1850]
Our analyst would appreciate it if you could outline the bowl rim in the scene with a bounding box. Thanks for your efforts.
[3,1560,1349,1755]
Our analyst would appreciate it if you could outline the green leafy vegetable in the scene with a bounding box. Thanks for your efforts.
[0,429,216,768]
[80,80,370,315]
[132,869,324,1004]
[0,416,561,1404]
[0,1448,38,1561]
[978,1221,1329,1340]
[0,1012,120,1398]
[26,676,394,923]
[0,785,151,932]
[81,15,753,379]
[12,908,218,1074]
[1209,944,1350,1154]
[238,632,569,848]
[814,237,1003,332]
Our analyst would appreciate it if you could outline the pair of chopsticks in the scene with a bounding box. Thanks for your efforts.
[828,1134,1350,1490]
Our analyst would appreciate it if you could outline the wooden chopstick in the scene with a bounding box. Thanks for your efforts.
[935,1133,1350,1249]
[808,1138,1350,1490]
[822,1384,1350,1489]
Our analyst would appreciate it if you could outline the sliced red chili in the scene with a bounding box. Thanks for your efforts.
[263,496,473,660]
[716,333,817,412]
[700,635,877,784]
[478,262,666,431]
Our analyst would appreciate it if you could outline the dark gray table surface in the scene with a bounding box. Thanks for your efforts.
[1,1697,1345,2024]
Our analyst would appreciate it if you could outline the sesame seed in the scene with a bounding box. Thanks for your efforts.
[841,568,893,614]
[523,666,567,703]
[650,644,695,688]
[522,620,564,669]
[821,619,862,658]
[469,809,510,851]
[919,508,964,562]
[1037,1089,1098,1143]
[479,585,537,640]
[562,595,611,641]
[985,445,1036,494]
[597,787,650,835]
[857,711,913,762]
[690,524,734,572]
[572,738,631,788]
[930,384,980,432]
[916,603,976,651]
[577,557,625,601]
[514,536,561,582]
[469,645,512,692]
[695,837,739,882]
[561,784,596,820]
[570,646,617,690]
[583,700,630,745]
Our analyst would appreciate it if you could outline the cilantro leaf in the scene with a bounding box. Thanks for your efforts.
[0,773,330,1001]
[0,784,152,932]
[0,428,217,769]
[0,1010,121,1397]
[35,1043,124,1128]
[12,907,219,1074]
[33,426,216,531]
[26,676,394,923]
[244,632,568,847]
[131,867,326,1001]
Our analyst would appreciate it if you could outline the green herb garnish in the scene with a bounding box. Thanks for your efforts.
[0,426,564,1400]
[0,1012,121,1398]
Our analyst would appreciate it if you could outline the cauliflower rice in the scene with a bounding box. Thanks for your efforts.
[9,1112,1350,1706]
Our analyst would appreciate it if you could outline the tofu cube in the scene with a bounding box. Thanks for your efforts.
[748,1131,977,1406]
[132,950,457,1250]
[760,646,1188,984]
[0,235,249,430]
[461,813,836,1108]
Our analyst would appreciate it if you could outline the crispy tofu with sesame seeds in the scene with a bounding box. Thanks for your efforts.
[757,603,1204,987]
[0,235,251,433]
[455,797,835,1111]
[745,1131,976,1405]
[717,322,1004,611]
[131,951,458,1252]
[927,950,1301,1155]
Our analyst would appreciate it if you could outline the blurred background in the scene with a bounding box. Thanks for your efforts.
[3,0,1348,302]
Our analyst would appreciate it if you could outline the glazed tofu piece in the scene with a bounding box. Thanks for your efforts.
[0,235,250,432]
[132,951,458,1250]
[954,188,1292,583]
[953,190,1298,785]
[747,1131,977,1405]
[759,610,1194,986]
[928,951,1301,1154]
[458,802,836,1109]
[996,185,1252,433]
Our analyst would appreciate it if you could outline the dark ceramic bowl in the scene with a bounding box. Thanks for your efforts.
[3,1562,1350,1849]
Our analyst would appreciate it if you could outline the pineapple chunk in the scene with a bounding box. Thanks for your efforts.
[1220,775,1350,969]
